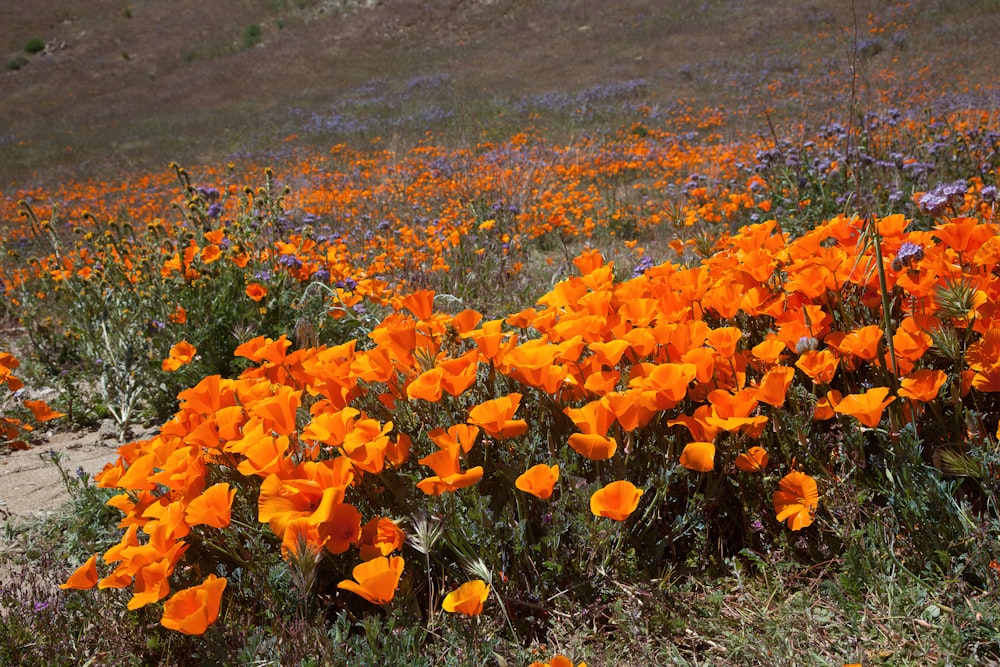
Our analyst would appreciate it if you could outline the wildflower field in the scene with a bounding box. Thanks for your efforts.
[2,1,1000,665]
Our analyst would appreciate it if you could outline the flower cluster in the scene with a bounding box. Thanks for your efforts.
[54,200,1000,635]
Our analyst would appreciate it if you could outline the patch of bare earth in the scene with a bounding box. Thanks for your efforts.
[0,427,119,528]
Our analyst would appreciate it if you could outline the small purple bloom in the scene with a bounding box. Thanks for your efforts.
[277,254,302,270]
[919,179,967,216]
[631,256,656,278]
[196,187,220,201]
[892,241,925,271]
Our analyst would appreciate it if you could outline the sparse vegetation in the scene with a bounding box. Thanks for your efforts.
[243,23,262,49]
[23,38,46,55]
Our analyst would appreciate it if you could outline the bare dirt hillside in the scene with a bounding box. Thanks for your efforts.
[3,0,997,186]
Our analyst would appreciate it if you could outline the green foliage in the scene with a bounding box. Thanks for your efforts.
[6,55,28,70]
[243,24,262,49]
[3,166,375,435]
[23,38,45,55]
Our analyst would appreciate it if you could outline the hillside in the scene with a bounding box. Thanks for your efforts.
[2,0,998,186]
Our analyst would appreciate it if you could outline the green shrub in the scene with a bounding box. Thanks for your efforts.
[24,38,45,54]
[243,24,262,49]
[6,55,28,70]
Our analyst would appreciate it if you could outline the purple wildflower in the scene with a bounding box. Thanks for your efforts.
[631,256,656,278]
[919,179,967,216]
[277,254,302,270]
[891,241,925,271]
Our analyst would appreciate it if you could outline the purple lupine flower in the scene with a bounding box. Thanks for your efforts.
[982,185,997,202]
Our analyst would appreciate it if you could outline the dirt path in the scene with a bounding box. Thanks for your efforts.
[0,426,123,525]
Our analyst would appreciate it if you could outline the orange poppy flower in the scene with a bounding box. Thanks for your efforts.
[336,555,404,605]
[564,398,618,460]
[200,244,221,264]
[814,390,842,420]
[313,499,363,554]
[23,399,64,422]
[184,482,235,529]
[406,367,444,402]
[704,388,767,437]
[735,446,769,472]
[838,324,884,361]
[450,309,484,333]
[467,393,528,439]
[897,369,947,402]
[751,337,787,365]
[934,216,992,254]
[128,558,173,610]
[567,432,618,460]
[167,304,187,324]
[160,574,227,635]
[162,340,197,372]
[590,480,643,521]
[679,441,715,472]
[634,362,697,409]
[465,319,515,363]
[755,366,795,407]
[587,339,631,367]
[385,433,411,467]
[579,369,618,396]
[795,349,839,385]
[604,389,656,431]
[60,553,99,590]
[358,517,406,561]
[400,289,435,320]
[417,464,484,495]
[234,334,291,365]
[528,656,587,667]
[437,350,479,396]
[428,424,480,453]
[833,387,896,428]
[245,283,268,301]
[515,463,559,499]
[706,326,743,359]
[773,471,819,530]
[417,446,484,495]
[441,579,490,616]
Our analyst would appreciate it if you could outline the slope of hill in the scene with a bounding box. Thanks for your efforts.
[2,0,998,186]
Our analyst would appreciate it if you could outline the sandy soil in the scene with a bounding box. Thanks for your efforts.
[0,425,123,525]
